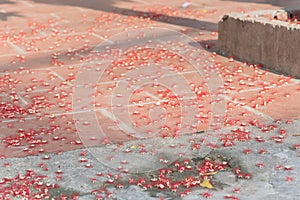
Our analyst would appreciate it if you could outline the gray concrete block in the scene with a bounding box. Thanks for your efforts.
[218,9,300,78]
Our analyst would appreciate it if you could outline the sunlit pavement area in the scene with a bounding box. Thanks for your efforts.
[0,0,300,199]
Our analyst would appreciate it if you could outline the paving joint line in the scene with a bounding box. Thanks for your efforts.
[1,94,201,124]
[0,30,101,59]
[133,0,151,5]
[19,85,73,94]
[99,108,138,134]
[50,13,61,19]
[143,91,161,101]
[19,1,34,7]
[72,69,202,88]
[0,93,8,97]
[235,82,300,93]
[50,71,73,86]
[92,33,114,44]
[1,116,37,123]
[6,40,26,54]
[17,95,29,106]
[223,95,274,121]
[38,30,49,37]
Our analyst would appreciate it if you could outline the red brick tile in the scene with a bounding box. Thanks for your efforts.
[1,0,299,161]
[230,84,300,121]
[0,115,80,158]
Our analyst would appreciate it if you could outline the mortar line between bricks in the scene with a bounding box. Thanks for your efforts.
[92,33,114,44]
[0,67,49,75]
[38,30,49,37]
[71,69,202,89]
[99,108,138,134]
[0,27,186,58]
[9,69,206,95]
[0,30,98,57]
[25,30,89,41]
[0,95,201,123]
[0,27,202,59]
[33,63,83,71]
[223,95,274,121]
[49,13,70,23]
[50,71,73,86]
[1,116,37,123]
[6,40,26,54]
[19,85,73,94]
[18,94,29,106]
[16,81,118,95]
[236,82,300,93]
[133,0,151,5]
[143,91,161,101]
[19,1,34,7]
[0,42,82,59]
[50,13,61,19]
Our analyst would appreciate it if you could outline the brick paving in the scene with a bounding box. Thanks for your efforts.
[0,0,300,199]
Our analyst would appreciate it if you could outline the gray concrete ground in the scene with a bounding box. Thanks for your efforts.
[1,119,299,199]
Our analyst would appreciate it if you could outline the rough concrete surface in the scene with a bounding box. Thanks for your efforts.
[1,120,300,199]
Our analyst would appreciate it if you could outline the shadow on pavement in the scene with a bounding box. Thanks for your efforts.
[0,0,21,21]
[112,7,216,29]
[26,0,217,30]
[0,0,15,4]
[0,11,21,21]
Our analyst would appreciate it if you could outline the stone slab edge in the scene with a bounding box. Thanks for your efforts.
[218,9,300,78]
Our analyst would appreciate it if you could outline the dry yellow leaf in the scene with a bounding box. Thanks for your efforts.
[205,172,218,176]
[200,179,214,189]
